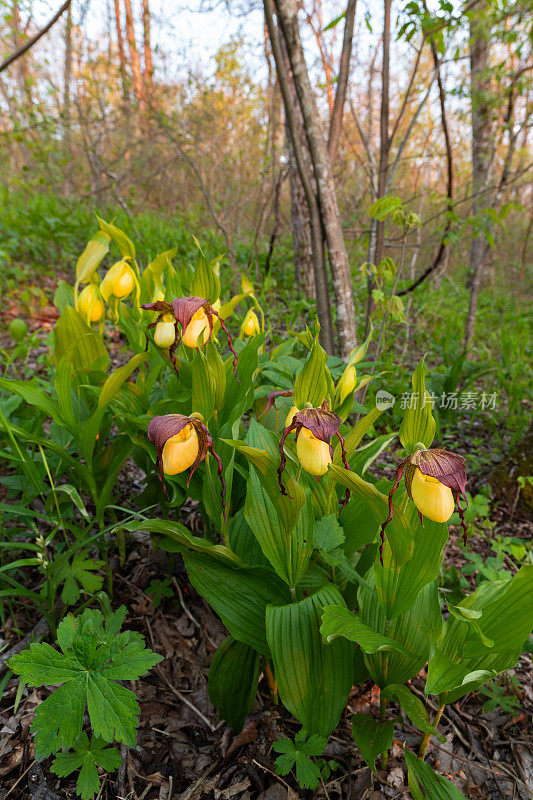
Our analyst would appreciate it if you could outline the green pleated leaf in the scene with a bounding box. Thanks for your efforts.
[75,231,110,284]
[244,467,313,589]
[399,357,435,452]
[320,606,408,655]
[225,440,305,534]
[333,407,382,464]
[340,494,381,555]
[381,684,445,742]
[208,636,260,732]
[351,713,394,772]
[228,509,269,567]
[0,377,63,426]
[293,338,328,409]
[266,586,354,736]
[374,501,448,619]
[426,566,533,701]
[359,580,442,688]
[328,464,389,521]
[191,348,215,423]
[54,307,109,372]
[146,248,178,277]
[220,334,264,428]
[184,552,291,655]
[405,749,467,800]
[54,351,77,431]
[191,248,221,303]
[96,217,135,259]
[120,518,242,564]
[98,353,145,410]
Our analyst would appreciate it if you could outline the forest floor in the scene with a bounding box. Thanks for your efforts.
[1,290,532,800]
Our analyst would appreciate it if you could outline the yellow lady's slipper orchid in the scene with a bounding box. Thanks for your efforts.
[278,405,351,509]
[154,313,176,348]
[181,306,210,348]
[410,468,455,523]
[379,447,468,564]
[101,260,136,301]
[241,309,260,338]
[296,426,332,476]
[162,422,199,475]
[148,413,226,515]
[79,285,105,323]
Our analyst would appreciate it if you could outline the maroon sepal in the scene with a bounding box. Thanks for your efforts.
[378,447,468,564]
[147,413,226,518]
[277,407,351,509]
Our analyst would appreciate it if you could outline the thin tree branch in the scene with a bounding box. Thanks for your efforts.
[328,0,357,164]
[398,20,454,296]
[0,0,72,74]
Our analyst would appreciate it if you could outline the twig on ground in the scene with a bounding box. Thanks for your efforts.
[154,667,216,732]
[0,617,50,676]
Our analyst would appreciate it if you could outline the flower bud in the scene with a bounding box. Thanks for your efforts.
[409,468,455,523]
[162,423,200,475]
[154,314,176,348]
[284,406,298,428]
[101,260,136,301]
[241,309,260,337]
[79,285,105,322]
[296,427,332,476]
[181,306,211,348]
[337,365,357,405]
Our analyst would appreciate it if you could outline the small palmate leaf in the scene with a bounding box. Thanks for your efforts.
[52,733,122,800]
[10,609,162,759]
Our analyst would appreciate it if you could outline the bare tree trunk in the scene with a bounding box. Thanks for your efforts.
[282,37,316,299]
[123,0,145,112]
[142,0,153,96]
[63,2,72,195]
[288,136,316,298]
[464,6,492,349]
[114,0,130,103]
[364,0,391,334]
[273,0,357,356]
[264,0,334,351]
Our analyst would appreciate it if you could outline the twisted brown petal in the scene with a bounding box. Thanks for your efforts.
[210,308,239,381]
[277,420,299,498]
[378,457,410,566]
[142,301,174,314]
[260,389,293,418]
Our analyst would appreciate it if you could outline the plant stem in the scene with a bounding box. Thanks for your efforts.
[264,660,278,705]
[419,701,446,758]
[379,692,389,770]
